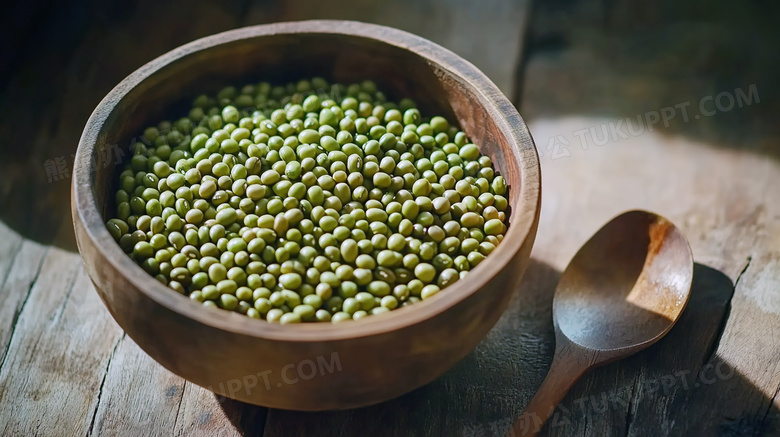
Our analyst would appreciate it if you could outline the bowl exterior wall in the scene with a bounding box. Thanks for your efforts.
[73,203,536,409]
[72,21,540,410]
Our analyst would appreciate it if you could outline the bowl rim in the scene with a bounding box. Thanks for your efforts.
[72,19,541,342]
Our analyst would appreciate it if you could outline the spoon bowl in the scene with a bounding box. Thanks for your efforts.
[555,210,692,354]
[511,210,693,436]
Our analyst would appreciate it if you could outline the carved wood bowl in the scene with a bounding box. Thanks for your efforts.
[71,20,541,411]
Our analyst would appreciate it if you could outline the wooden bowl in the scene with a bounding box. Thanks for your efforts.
[71,20,541,411]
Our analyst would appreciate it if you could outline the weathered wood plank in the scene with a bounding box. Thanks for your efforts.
[0,221,25,287]
[520,118,780,436]
[90,336,269,436]
[0,225,45,367]
[0,244,123,436]
[173,382,268,437]
[88,335,185,436]
[2,2,778,436]
[516,6,780,434]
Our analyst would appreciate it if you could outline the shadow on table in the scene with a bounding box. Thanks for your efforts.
[216,397,268,437]
[215,261,779,437]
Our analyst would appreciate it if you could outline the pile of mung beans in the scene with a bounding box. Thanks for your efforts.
[106,78,508,323]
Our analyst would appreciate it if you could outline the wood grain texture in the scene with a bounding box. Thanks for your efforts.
[0,229,121,436]
[514,3,780,431]
[0,224,46,368]
[89,335,184,436]
[0,231,267,437]
[3,1,780,435]
[173,380,268,437]
[522,118,780,436]
[90,335,267,436]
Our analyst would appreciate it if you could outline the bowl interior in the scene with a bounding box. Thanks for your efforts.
[82,23,536,340]
[96,31,522,222]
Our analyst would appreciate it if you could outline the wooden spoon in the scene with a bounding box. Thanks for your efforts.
[510,210,693,436]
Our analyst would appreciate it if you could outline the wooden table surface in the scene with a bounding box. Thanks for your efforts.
[1,1,779,436]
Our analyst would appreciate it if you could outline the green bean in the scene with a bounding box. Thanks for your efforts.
[108,78,510,323]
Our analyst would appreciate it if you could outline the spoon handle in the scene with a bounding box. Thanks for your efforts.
[509,343,588,437]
